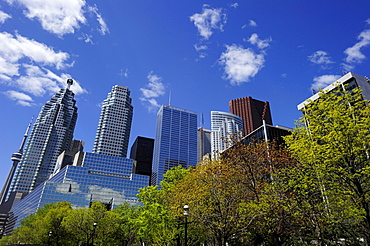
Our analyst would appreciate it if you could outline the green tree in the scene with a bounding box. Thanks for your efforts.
[168,142,298,245]
[0,201,73,245]
[62,202,116,245]
[285,87,370,244]
[135,165,190,246]
[111,203,140,246]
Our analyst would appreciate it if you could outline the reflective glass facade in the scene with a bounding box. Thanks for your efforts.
[151,105,198,186]
[5,152,149,233]
[8,85,77,197]
[93,85,133,158]
[211,111,243,156]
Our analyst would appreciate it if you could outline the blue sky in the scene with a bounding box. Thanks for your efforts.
[1,0,370,187]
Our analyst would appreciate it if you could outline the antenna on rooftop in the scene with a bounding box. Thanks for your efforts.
[201,113,204,129]
[168,90,171,106]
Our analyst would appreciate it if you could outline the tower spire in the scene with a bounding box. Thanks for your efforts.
[66,79,73,90]
[15,116,33,155]
[0,117,33,204]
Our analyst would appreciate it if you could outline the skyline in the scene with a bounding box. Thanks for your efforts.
[1,1,370,188]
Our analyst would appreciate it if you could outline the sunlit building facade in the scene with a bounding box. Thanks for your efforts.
[8,79,78,197]
[151,105,198,186]
[93,85,133,158]
[298,72,370,110]
[211,111,243,157]
[229,96,272,136]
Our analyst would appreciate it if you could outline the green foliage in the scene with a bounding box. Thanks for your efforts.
[0,201,73,245]
[284,87,370,244]
[134,165,189,246]
[168,142,299,245]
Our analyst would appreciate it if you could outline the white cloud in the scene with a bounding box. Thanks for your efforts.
[308,51,334,65]
[341,63,354,72]
[120,68,129,78]
[249,20,257,27]
[4,90,34,106]
[366,19,370,25]
[247,33,271,49]
[230,3,238,8]
[140,71,166,111]
[219,44,265,85]
[194,44,208,51]
[6,0,87,36]
[308,50,334,69]
[0,32,70,76]
[194,44,208,59]
[0,32,86,100]
[0,10,11,24]
[78,33,93,44]
[343,29,370,64]
[14,64,85,96]
[88,4,109,35]
[190,5,226,40]
[312,74,341,90]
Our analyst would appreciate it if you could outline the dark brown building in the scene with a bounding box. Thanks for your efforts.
[229,96,273,136]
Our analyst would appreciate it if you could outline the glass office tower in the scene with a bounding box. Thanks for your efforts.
[93,85,133,158]
[4,152,150,234]
[8,79,78,197]
[151,105,198,186]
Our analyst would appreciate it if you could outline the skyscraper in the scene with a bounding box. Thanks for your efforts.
[197,127,211,161]
[8,79,78,196]
[151,105,198,186]
[93,85,133,158]
[229,96,273,136]
[211,111,243,156]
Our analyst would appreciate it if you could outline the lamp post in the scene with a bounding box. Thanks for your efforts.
[91,222,97,246]
[48,231,52,246]
[183,205,189,246]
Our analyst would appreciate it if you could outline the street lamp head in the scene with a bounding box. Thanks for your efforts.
[183,204,189,216]
[93,222,98,228]
[49,231,52,236]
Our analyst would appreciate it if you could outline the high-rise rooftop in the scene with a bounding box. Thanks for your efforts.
[229,96,272,136]
[93,85,133,158]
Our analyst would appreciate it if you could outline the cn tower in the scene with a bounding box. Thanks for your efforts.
[0,118,32,205]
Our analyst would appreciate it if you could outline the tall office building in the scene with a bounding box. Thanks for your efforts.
[229,96,273,136]
[151,105,198,186]
[93,85,133,158]
[7,79,78,197]
[211,111,243,156]
[197,127,211,161]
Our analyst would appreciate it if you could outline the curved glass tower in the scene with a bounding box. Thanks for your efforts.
[211,111,243,156]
